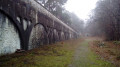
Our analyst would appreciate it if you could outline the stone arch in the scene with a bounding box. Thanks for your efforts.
[28,23,46,50]
[0,11,21,55]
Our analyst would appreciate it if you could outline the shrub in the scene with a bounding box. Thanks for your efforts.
[94,41,105,47]
[113,41,120,46]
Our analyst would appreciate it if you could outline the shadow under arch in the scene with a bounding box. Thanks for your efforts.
[0,10,23,54]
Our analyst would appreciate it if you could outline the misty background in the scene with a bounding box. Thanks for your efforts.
[36,0,120,40]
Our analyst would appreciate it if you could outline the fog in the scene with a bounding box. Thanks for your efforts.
[65,0,99,20]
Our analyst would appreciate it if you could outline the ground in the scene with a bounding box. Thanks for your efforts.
[0,38,117,67]
[91,38,120,67]
[69,38,115,67]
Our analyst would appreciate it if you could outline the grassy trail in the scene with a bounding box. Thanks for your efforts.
[69,39,115,67]
[0,38,116,67]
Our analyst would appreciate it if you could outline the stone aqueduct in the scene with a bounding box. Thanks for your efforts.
[0,0,78,55]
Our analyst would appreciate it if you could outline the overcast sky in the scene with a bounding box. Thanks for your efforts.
[65,0,99,20]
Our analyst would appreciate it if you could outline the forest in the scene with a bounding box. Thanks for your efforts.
[36,0,120,41]
[86,0,120,40]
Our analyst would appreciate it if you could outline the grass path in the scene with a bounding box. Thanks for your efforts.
[0,39,82,67]
[0,38,116,67]
[69,39,115,67]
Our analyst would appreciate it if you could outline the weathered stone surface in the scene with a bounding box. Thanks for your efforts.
[0,0,79,55]
[29,24,46,50]
[0,12,20,55]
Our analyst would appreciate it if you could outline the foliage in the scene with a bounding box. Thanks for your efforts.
[36,0,84,34]
[36,0,67,16]
[113,41,120,45]
[70,13,84,34]
[61,11,84,34]
[60,11,72,25]
[86,0,120,40]
[92,40,120,66]
[94,41,105,47]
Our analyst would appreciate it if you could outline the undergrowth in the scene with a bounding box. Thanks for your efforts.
[92,40,120,67]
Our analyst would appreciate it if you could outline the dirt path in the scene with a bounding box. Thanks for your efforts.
[69,39,115,67]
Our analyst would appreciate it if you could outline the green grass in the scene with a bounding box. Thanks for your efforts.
[0,38,116,67]
[0,46,73,67]
[0,39,81,67]
[88,49,115,67]
[71,40,116,67]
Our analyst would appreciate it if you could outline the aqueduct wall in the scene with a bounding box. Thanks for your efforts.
[0,0,78,55]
